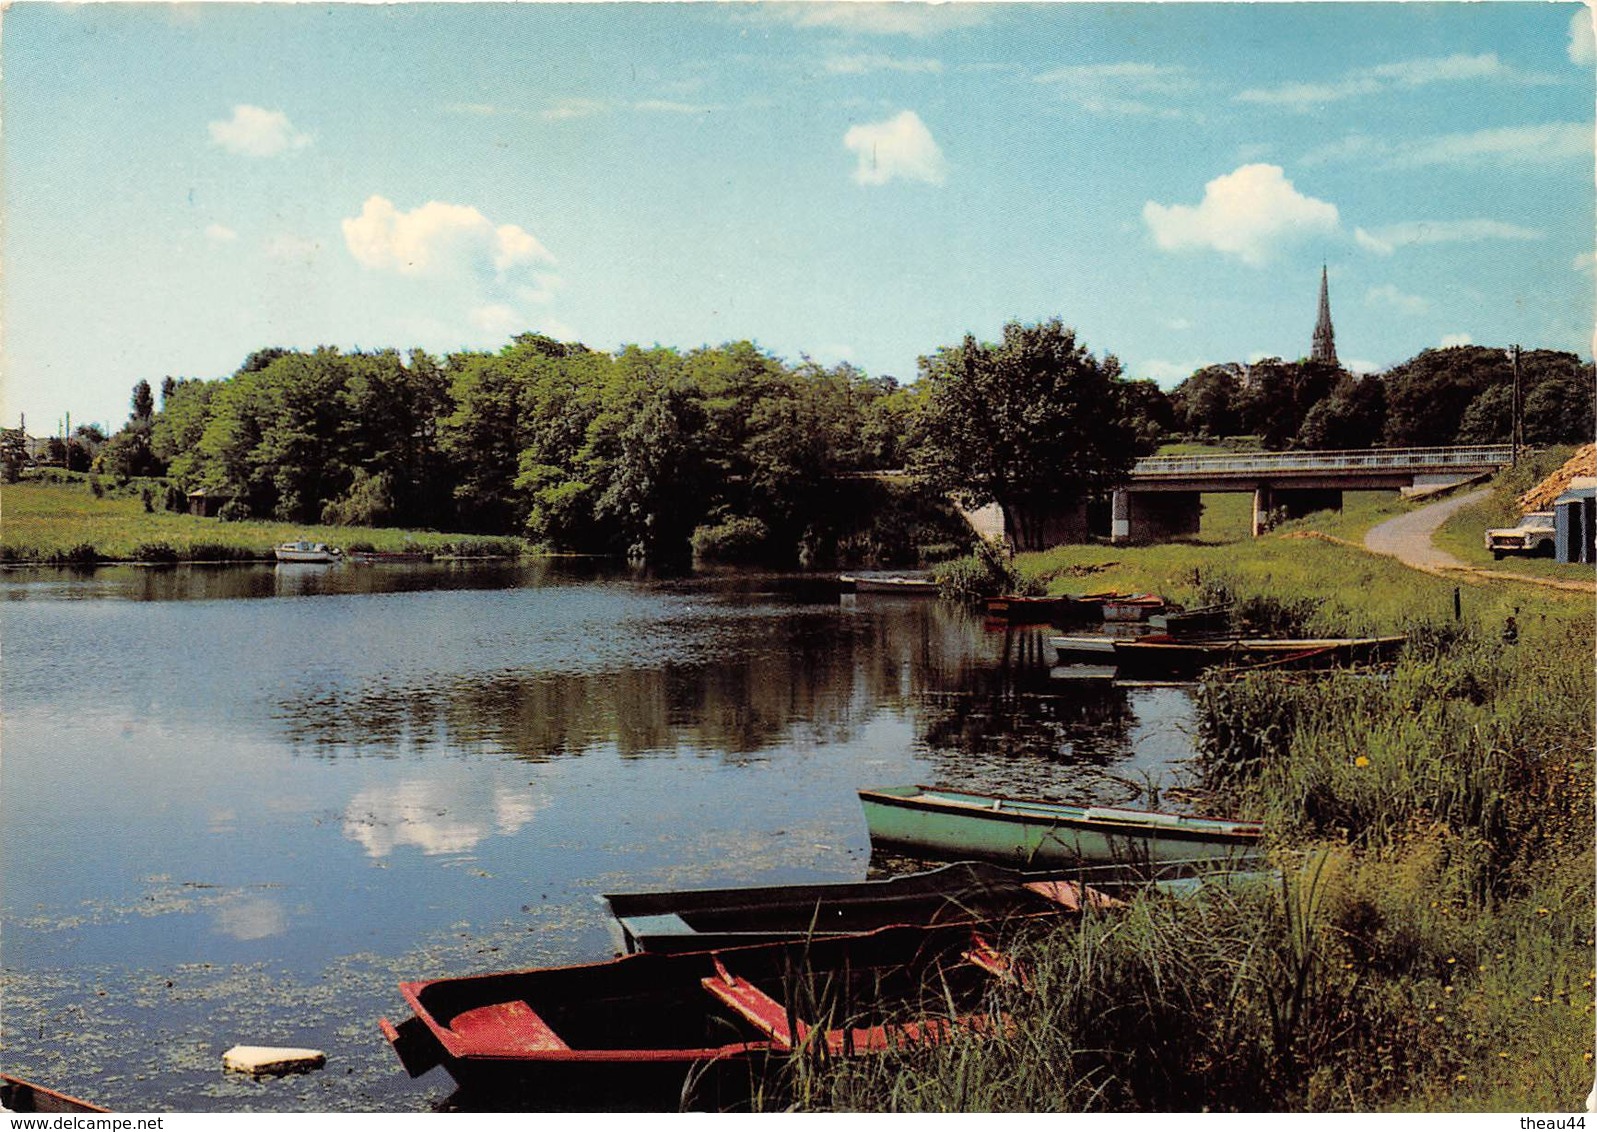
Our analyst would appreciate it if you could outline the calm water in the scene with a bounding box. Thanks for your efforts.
[1,561,1203,1112]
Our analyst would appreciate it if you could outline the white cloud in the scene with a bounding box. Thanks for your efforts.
[825,53,944,75]
[1142,164,1339,266]
[1576,251,1597,275]
[764,2,990,38]
[634,99,719,115]
[1237,53,1540,109]
[470,304,524,338]
[207,104,311,157]
[844,109,947,186]
[1035,62,1196,117]
[1571,8,1596,66]
[1355,219,1544,256]
[1439,333,1474,348]
[1139,358,1209,385]
[1342,358,1381,376]
[1390,123,1593,167]
[343,195,555,279]
[1364,283,1430,314]
[1165,317,1194,332]
[542,98,608,121]
[204,223,238,244]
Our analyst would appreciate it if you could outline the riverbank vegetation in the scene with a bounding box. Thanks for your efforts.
[775,501,1593,1113]
[12,323,1589,569]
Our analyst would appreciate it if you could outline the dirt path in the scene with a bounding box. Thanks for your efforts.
[1363,487,1595,593]
[1363,488,1487,572]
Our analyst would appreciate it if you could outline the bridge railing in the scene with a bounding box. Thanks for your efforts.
[1132,445,1515,477]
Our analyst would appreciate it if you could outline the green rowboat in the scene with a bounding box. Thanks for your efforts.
[859,785,1263,869]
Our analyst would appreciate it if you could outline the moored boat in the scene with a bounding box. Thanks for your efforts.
[1147,603,1233,635]
[839,574,940,596]
[858,785,1263,869]
[600,861,1115,954]
[1098,594,1168,622]
[0,1075,108,1114]
[983,594,1080,622]
[1109,634,1407,678]
[273,540,341,564]
[1049,635,1120,665]
[381,923,1016,1109]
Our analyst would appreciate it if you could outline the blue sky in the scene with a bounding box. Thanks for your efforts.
[4,1,1593,435]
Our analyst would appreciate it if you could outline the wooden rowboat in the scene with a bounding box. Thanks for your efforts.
[858,785,1263,869]
[1108,634,1406,678]
[982,595,1082,623]
[382,923,1016,1109]
[600,861,1115,954]
[840,574,940,596]
[0,1075,108,1114]
[1147,603,1233,635]
[1098,594,1168,622]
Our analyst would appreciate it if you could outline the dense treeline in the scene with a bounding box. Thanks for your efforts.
[1169,346,1595,450]
[99,335,927,566]
[58,327,1595,564]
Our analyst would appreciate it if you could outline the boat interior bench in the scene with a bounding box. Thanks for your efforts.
[450,1000,572,1054]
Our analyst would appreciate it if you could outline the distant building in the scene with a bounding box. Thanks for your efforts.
[1311,265,1338,367]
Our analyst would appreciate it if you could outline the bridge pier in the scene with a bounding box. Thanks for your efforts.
[1254,485,1343,534]
[1111,489,1202,545]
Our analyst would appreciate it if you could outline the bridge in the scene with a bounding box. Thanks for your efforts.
[1113,445,1514,542]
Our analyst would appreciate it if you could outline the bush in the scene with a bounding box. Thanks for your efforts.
[131,542,179,564]
[932,540,1033,603]
[691,515,771,564]
[216,499,251,522]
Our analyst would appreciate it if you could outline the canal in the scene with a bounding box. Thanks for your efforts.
[0,561,1204,1111]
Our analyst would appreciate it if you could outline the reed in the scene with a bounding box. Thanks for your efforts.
[817,475,1593,1112]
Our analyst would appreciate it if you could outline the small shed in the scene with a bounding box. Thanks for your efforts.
[187,488,234,518]
[1553,478,1596,565]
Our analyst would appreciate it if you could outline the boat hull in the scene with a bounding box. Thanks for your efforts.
[0,1075,107,1114]
[859,786,1262,870]
[384,923,1009,1109]
[601,861,1107,954]
[1110,635,1407,678]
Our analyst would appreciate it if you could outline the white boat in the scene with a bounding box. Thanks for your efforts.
[274,540,341,564]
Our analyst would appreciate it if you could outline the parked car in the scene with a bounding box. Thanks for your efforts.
[1484,512,1556,559]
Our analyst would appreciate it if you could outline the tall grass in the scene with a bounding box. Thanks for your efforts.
[805,481,1593,1113]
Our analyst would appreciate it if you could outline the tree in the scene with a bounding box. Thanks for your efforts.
[911,318,1137,551]
[1171,364,1245,438]
[1296,372,1386,449]
[131,380,155,422]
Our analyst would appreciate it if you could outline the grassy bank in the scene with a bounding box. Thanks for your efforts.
[0,476,527,562]
[791,481,1593,1112]
[1431,447,1594,581]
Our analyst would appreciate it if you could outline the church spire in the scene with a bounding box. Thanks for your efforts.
[1311,265,1338,366]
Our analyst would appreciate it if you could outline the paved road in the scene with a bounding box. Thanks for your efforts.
[1364,487,1595,593]
[1363,488,1488,571]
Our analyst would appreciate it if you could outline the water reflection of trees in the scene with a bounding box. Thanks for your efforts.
[276,589,1155,777]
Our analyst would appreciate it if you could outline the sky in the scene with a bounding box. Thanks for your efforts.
[3,1,1594,435]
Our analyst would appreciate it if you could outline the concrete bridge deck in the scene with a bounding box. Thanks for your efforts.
[1116,445,1514,541]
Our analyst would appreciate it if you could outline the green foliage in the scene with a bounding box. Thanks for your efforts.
[691,515,771,564]
[911,318,1141,550]
[931,541,1030,603]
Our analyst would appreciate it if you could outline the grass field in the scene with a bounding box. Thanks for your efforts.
[0,476,526,561]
